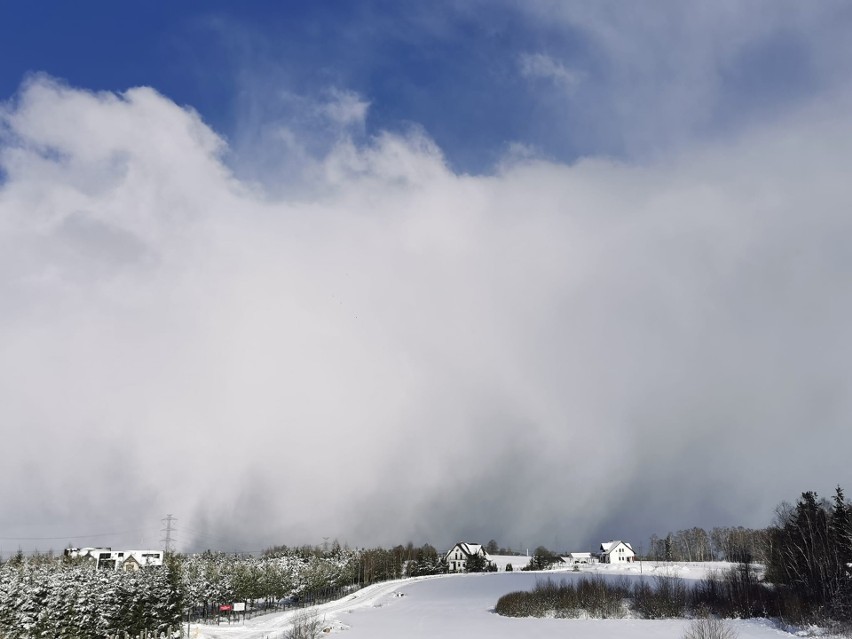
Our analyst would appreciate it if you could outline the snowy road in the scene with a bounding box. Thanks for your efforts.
[192,576,436,639]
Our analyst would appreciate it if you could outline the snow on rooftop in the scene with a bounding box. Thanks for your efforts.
[447,542,483,557]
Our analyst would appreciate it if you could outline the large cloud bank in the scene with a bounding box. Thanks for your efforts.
[2,76,851,553]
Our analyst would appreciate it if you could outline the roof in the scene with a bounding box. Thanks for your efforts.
[599,540,633,555]
[64,547,111,558]
[124,550,164,565]
[446,542,485,558]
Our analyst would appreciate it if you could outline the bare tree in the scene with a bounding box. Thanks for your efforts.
[285,611,324,639]
[682,616,738,639]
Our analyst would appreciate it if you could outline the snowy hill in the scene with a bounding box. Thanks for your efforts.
[195,562,829,639]
[485,553,532,571]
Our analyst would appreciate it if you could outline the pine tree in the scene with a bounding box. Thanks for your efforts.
[464,552,488,573]
[830,486,852,569]
[524,547,559,571]
[829,485,852,619]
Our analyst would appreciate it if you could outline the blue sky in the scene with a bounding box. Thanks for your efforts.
[2,2,563,171]
[4,1,848,174]
[2,2,852,554]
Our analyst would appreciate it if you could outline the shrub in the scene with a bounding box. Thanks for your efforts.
[285,611,324,639]
[632,575,689,619]
[495,577,628,619]
[495,591,536,617]
[692,564,778,619]
[576,575,628,618]
[682,616,738,639]
[505,563,513,572]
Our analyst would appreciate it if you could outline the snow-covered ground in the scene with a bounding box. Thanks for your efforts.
[485,553,532,571]
[193,562,834,639]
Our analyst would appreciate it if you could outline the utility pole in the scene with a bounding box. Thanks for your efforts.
[161,514,177,553]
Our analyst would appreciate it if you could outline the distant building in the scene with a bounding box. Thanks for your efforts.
[445,542,489,573]
[598,540,635,563]
[565,552,597,564]
[64,547,164,571]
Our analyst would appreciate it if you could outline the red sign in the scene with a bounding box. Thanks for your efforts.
[219,604,232,612]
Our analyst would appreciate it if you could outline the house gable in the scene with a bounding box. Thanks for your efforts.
[599,540,635,563]
[445,542,485,560]
[445,542,488,572]
[567,552,594,564]
[121,555,142,572]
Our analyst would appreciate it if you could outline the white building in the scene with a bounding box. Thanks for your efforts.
[445,542,489,573]
[565,552,597,564]
[64,547,164,571]
[598,540,635,563]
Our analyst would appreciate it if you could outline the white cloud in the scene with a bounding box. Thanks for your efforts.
[518,53,582,91]
[2,75,852,552]
[508,0,852,156]
[320,88,370,128]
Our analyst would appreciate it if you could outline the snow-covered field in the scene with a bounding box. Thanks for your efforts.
[194,562,833,639]
[486,554,532,571]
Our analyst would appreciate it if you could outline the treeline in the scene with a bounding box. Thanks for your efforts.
[0,541,451,637]
[353,543,447,581]
[177,545,357,618]
[264,541,449,582]
[647,486,852,623]
[0,554,182,638]
[484,539,525,556]
[647,526,768,563]
[765,487,852,622]
[501,485,852,628]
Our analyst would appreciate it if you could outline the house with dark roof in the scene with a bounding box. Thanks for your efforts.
[445,542,490,573]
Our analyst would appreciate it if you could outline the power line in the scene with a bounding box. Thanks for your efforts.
[179,524,263,547]
[0,530,141,541]
[161,514,177,553]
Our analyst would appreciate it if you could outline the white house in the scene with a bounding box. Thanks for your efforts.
[565,552,597,565]
[598,540,635,563]
[445,542,489,573]
[64,547,164,571]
